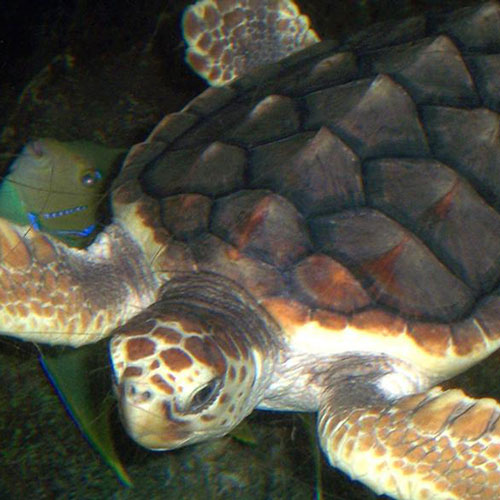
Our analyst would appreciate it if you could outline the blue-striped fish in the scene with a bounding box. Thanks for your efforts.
[0,138,123,247]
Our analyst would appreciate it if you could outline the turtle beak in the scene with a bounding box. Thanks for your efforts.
[116,380,191,450]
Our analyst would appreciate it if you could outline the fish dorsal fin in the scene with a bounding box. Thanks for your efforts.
[182,0,320,86]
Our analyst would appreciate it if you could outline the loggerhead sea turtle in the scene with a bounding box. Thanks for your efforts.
[3,0,500,498]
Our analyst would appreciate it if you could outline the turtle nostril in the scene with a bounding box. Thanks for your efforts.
[124,382,153,404]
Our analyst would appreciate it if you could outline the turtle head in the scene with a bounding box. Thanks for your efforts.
[110,310,261,450]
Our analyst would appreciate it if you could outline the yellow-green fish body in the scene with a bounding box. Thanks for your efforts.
[0,138,123,247]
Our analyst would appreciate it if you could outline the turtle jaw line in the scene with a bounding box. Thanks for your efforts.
[123,416,192,451]
[115,384,192,450]
[134,424,239,451]
[131,426,233,451]
[116,381,238,450]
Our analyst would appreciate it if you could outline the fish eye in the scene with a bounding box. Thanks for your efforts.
[81,169,102,187]
[187,377,221,413]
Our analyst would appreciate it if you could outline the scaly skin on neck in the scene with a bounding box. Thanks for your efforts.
[110,272,280,450]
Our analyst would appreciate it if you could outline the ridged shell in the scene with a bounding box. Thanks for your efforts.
[120,2,500,358]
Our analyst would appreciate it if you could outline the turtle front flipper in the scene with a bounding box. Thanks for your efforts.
[318,377,500,499]
[0,216,157,346]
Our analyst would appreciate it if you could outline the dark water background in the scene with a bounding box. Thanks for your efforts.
[0,1,497,499]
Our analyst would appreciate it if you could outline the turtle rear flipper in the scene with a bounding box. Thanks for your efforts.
[319,367,500,499]
[182,0,320,85]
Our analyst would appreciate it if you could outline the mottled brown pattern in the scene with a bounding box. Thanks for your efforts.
[182,0,318,85]
[151,374,174,394]
[0,226,31,269]
[184,336,226,374]
[56,274,72,290]
[15,304,28,318]
[152,327,183,345]
[123,366,143,378]
[156,311,205,336]
[321,387,500,498]
[159,348,193,371]
[79,310,92,331]
[126,337,156,361]
[41,306,55,318]
[14,287,27,302]
[31,233,57,264]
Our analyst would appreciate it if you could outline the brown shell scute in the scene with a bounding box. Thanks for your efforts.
[143,142,245,197]
[250,127,364,216]
[211,189,311,268]
[362,35,478,107]
[227,94,300,145]
[365,158,500,293]
[192,234,286,298]
[140,4,500,324]
[292,254,371,312]
[304,75,429,159]
[310,209,475,319]
[161,194,211,241]
[468,54,500,112]
[421,107,500,206]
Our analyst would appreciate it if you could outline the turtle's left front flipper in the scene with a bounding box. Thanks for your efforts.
[318,384,500,499]
[0,213,155,347]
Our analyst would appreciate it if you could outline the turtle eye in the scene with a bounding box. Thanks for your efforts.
[81,169,102,187]
[187,377,221,413]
